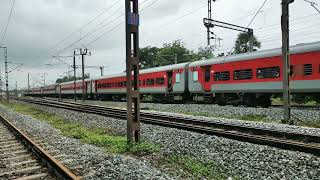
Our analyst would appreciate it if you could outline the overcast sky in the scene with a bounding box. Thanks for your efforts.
[0,0,319,90]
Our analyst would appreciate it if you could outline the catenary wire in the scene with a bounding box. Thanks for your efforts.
[1,0,16,46]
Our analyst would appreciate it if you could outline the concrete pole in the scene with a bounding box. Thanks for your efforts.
[248,29,254,52]
[5,47,9,102]
[100,66,104,76]
[27,73,30,92]
[73,51,77,102]
[281,0,294,124]
[81,49,85,102]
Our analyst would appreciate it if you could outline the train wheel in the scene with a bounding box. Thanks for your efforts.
[216,94,226,106]
[258,96,271,108]
[243,94,257,107]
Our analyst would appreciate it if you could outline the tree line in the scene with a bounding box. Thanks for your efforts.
[56,74,90,83]
[139,32,261,69]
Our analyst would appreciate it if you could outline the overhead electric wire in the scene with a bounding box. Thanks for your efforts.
[160,4,207,29]
[223,0,269,57]
[58,0,160,51]
[86,0,161,47]
[50,0,121,51]
[1,0,16,46]
[55,13,124,54]
[255,13,320,33]
[53,0,155,55]
[86,21,123,47]
[247,0,268,27]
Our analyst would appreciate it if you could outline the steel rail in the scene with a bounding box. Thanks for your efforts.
[271,104,320,110]
[15,97,320,156]
[41,97,320,110]
[0,114,80,180]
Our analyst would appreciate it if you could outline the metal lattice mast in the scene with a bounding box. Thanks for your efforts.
[125,0,141,143]
[281,0,294,124]
[5,47,9,102]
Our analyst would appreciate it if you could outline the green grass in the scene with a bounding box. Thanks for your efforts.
[1,100,240,178]
[296,120,320,129]
[2,101,159,155]
[166,154,235,179]
[272,97,318,106]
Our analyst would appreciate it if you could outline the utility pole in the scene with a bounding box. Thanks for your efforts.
[73,51,77,102]
[81,49,85,102]
[248,29,254,52]
[41,73,47,87]
[203,4,254,52]
[0,66,2,92]
[4,47,8,102]
[205,0,215,46]
[281,0,294,124]
[27,73,30,92]
[15,81,18,97]
[76,48,91,102]
[100,66,104,76]
[125,0,140,144]
[0,47,8,101]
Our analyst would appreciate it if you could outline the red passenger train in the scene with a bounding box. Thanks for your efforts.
[25,41,320,107]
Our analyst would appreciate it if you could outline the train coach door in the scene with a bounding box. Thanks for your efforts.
[167,71,173,93]
[202,65,212,91]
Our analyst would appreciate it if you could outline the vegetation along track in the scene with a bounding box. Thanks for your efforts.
[271,104,320,110]
[15,97,320,156]
[0,114,79,179]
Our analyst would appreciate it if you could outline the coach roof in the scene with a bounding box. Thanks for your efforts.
[94,62,189,81]
[189,41,320,68]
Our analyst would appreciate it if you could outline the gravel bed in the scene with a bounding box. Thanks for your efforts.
[65,99,320,136]
[75,100,320,124]
[12,101,320,179]
[0,103,170,180]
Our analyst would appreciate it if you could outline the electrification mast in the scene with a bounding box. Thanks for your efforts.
[125,0,141,143]
[281,0,294,124]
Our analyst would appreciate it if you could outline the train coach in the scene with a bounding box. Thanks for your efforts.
[93,63,189,101]
[188,41,320,106]
[59,79,93,99]
[24,41,320,107]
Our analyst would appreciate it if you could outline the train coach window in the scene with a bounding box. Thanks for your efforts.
[176,73,181,83]
[156,77,165,85]
[234,69,253,80]
[193,71,198,81]
[303,64,312,75]
[214,71,230,81]
[147,79,155,85]
[257,66,280,79]
[143,80,146,85]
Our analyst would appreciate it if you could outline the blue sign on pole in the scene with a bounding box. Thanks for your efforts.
[128,12,139,26]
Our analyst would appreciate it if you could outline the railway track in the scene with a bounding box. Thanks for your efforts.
[0,114,79,180]
[43,97,320,110]
[14,97,320,156]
